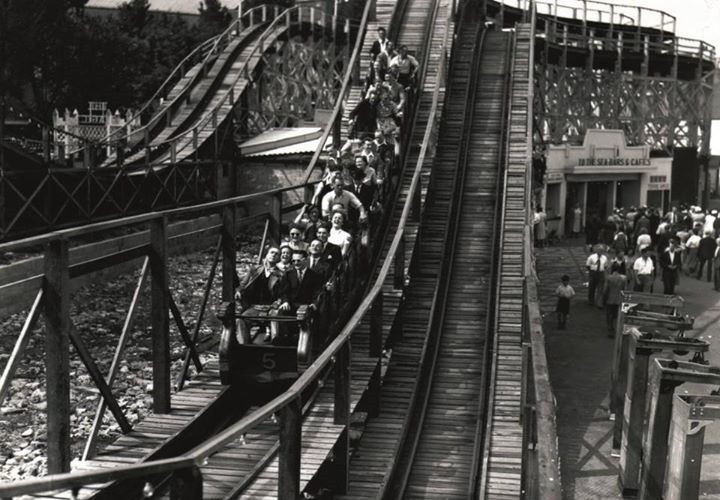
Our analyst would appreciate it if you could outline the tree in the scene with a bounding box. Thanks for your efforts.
[197,0,232,41]
[118,0,152,35]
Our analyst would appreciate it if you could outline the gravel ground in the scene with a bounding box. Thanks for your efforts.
[0,235,263,481]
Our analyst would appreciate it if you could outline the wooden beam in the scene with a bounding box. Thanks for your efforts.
[332,343,350,494]
[0,289,42,406]
[83,257,149,460]
[68,244,150,279]
[150,217,171,413]
[168,292,203,373]
[222,206,236,304]
[176,237,222,391]
[278,397,301,500]
[68,327,131,433]
[44,238,71,473]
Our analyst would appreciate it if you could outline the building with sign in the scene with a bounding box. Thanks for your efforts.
[542,129,672,237]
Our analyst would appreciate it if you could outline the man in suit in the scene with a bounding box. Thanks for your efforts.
[316,223,343,272]
[697,230,717,282]
[659,238,681,294]
[277,250,326,314]
[602,263,626,337]
[347,165,377,211]
[236,247,281,309]
[307,239,332,280]
[369,27,389,62]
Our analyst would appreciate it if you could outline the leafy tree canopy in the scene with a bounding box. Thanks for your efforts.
[0,0,232,119]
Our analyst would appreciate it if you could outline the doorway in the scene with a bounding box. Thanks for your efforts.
[586,181,611,221]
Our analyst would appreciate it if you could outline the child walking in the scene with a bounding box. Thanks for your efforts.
[555,274,575,329]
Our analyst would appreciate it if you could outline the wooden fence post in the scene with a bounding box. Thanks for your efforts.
[150,216,171,413]
[332,343,351,493]
[278,397,302,500]
[222,206,236,305]
[44,238,71,473]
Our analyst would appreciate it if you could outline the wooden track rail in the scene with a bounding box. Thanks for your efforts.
[477,22,533,500]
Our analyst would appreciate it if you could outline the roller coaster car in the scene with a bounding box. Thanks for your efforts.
[217,300,317,390]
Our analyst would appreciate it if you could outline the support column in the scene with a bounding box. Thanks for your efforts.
[222,206,236,303]
[331,343,350,494]
[44,238,71,473]
[150,217,171,413]
[278,397,302,500]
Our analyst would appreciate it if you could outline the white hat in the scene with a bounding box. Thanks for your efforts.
[712,210,718,216]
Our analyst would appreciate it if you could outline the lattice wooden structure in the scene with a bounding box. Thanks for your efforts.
[486,0,716,155]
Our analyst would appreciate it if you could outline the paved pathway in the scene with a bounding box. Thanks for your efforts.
[536,243,720,500]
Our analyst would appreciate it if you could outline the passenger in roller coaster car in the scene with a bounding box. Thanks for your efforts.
[382,70,406,115]
[320,176,368,222]
[370,26,389,62]
[308,239,333,280]
[297,205,322,242]
[328,211,353,257]
[235,247,282,310]
[348,90,378,139]
[276,244,293,273]
[389,45,418,89]
[315,224,343,273]
[275,249,326,345]
[285,222,309,252]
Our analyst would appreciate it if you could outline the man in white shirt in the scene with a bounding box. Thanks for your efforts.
[321,177,368,221]
[633,247,655,292]
[586,248,608,306]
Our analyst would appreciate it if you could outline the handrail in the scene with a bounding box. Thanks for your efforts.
[154,6,357,163]
[0,0,450,492]
[500,0,675,33]
[300,0,375,184]
[496,0,716,55]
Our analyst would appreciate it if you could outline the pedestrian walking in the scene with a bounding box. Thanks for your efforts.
[602,264,626,337]
[555,274,575,330]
